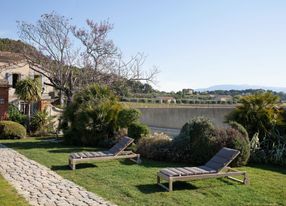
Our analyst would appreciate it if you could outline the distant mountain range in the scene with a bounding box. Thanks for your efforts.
[196,84,286,93]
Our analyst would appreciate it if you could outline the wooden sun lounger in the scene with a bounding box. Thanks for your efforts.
[157,147,249,191]
[68,136,141,170]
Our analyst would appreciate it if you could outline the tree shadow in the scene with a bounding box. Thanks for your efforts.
[247,163,286,175]
[48,148,97,154]
[1,140,106,154]
[1,141,64,150]
[51,163,97,171]
[136,182,198,194]
[119,158,187,169]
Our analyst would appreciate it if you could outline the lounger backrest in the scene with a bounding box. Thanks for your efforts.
[108,136,134,156]
[204,147,240,172]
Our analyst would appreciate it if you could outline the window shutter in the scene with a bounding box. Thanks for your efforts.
[5,73,12,85]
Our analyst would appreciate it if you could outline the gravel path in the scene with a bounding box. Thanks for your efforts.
[0,144,116,206]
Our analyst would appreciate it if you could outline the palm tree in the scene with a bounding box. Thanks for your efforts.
[15,78,41,130]
[226,92,284,138]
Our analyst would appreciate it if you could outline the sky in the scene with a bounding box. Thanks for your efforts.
[1,0,286,92]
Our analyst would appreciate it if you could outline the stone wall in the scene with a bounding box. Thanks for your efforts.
[137,106,235,129]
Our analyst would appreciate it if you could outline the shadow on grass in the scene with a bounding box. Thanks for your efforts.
[48,148,98,154]
[137,182,198,194]
[120,158,186,169]
[247,163,286,175]
[1,141,65,150]
[1,140,105,154]
[51,163,97,171]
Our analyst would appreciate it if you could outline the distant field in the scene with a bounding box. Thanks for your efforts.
[123,102,237,109]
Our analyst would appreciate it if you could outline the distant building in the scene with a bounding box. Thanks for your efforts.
[156,96,176,104]
[214,95,232,102]
[182,88,194,95]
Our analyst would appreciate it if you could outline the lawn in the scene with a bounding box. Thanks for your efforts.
[0,174,29,206]
[0,138,286,206]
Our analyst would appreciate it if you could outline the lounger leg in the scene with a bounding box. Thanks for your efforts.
[69,159,76,170]
[157,175,160,184]
[136,154,142,164]
[169,179,173,192]
[243,173,249,185]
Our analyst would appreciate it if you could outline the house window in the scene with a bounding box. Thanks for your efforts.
[12,73,20,88]
[20,102,28,115]
[0,98,4,104]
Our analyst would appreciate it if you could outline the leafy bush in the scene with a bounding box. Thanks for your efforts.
[61,84,124,146]
[0,121,26,139]
[117,108,141,128]
[30,109,55,136]
[172,116,216,164]
[228,121,249,140]
[155,99,161,104]
[176,99,182,104]
[212,127,250,166]
[137,133,172,160]
[139,98,147,103]
[128,122,150,142]
[139,117,250,167]
[8,104,27,125]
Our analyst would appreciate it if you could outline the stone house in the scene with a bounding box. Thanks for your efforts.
[156,96,176,104]
[0,51,57,118]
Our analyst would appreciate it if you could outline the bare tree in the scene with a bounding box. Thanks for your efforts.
[18,12,159,105]
[17,12,78,105]
[73,20,159,86]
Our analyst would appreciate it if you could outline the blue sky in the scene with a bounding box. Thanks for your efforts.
[1,0,286,91]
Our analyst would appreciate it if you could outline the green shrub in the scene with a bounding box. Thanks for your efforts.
[181,99,188,104]
[30,109,55,136]
[212,127,250,166]
[155,99,161,104]
[139,98,147,103]
[128,122,150,142]
[172,116,216,164]
[61,84,123,146]
[8,104,27,125]
[0,121,26,139]
[228,121,249,140]
[130,98,138,103]
[136,133,172,160]
[117,109,141,128]
[140,116,250,167]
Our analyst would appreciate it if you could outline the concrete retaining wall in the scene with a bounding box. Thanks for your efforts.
[137,106,235,129]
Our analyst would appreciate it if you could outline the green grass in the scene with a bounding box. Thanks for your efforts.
[0,174,29,206]
[1,138,286,206]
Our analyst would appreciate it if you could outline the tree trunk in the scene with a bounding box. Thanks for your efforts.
[59,90,65,106]
[27,103,31,133]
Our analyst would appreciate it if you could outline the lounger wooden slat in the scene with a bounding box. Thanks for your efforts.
[157,147,249,192]
[168,168,186,176]
[176,168,192,175]
[160,169,179,176]
[68,136,141,170]
[184,167,200,174]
